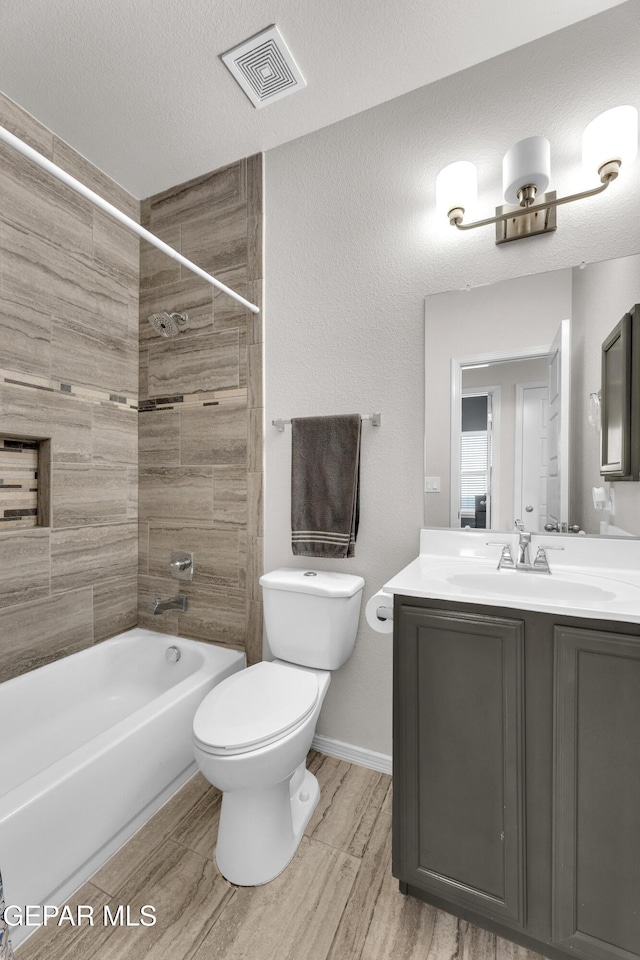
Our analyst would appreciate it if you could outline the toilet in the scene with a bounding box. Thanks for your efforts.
[192,567,365,886]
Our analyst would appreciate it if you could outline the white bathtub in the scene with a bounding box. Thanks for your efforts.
[0,627,244,948]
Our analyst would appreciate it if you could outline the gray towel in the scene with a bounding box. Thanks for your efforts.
[291,414,361,558]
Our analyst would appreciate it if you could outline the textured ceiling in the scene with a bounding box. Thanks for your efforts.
[0,0,627,198]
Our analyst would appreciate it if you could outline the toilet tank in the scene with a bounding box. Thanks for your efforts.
[259,568,365,670]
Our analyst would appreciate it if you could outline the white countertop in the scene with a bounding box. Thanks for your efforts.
[383,529,640,624]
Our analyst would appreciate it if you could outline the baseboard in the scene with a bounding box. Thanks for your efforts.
[311,734,392,775]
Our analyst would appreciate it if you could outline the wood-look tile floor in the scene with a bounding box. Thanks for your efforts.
[17,751,546,960]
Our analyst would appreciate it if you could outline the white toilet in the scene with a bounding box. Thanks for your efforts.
[192,567,365,886]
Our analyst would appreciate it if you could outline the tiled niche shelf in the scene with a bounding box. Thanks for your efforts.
[0,436,51,529]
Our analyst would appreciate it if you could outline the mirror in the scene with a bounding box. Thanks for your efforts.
[425,253,640,537]
[452,322,570,534]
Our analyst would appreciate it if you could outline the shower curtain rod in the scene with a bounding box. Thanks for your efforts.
[0,124,260,314]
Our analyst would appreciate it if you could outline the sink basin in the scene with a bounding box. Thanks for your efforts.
[405,559,640,608]
[444,571,618,604]
[382,530,640,622]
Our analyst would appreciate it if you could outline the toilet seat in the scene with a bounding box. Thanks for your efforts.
[193,661,319,756]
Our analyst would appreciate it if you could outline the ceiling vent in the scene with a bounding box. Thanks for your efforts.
[221,25,306,109]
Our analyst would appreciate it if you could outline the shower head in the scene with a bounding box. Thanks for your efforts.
[148,311,189,338]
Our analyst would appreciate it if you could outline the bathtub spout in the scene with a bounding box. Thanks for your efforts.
[151,596,188,615]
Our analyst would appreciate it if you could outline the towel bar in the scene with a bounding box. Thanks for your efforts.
[272,412,381,432]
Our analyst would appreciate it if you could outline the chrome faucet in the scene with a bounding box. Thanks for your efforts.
[151,595,188,615]
[486,541,516,570]
[530,545,565,573]
[514,520,535,567]
[487,524,565,574]
[517,531,532,566]
[531,547,551,573]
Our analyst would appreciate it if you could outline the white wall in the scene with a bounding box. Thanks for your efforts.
[264,1,640,757]
[572,254,640,533]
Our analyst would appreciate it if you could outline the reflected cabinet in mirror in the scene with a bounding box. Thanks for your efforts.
[425,254,640,538]
[600,304,640,480]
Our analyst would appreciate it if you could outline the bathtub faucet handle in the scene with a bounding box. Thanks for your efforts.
[170,550,194,581]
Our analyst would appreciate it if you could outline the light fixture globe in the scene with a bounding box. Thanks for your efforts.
[582,105,638,181]
[436,105,634,244]
[502,136,551,206]
[436,161,477,223]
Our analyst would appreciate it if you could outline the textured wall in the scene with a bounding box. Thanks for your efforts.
[264,2,640,756]
[572,254,640,534]
[137,156,264,662]
[0,93,139,683]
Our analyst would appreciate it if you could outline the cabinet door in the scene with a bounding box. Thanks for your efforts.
[553,626,640,960]
[394,604,525,926]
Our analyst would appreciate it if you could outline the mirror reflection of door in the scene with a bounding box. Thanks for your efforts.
[546,319,571,528]
[451,319,570,532]
[514,382,548,531]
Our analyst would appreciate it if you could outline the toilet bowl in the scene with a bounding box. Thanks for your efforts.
[192,567,364,886]
[194,661,330,885]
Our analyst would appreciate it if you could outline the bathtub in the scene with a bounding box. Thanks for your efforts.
[0,627,244,948]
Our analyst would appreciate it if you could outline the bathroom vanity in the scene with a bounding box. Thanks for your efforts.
[387,530,640,960]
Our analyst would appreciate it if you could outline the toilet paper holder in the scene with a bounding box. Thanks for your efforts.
[365,589,394,633]
[376,605,393,622]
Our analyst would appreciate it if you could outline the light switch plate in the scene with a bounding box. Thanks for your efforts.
[425,477,441,492]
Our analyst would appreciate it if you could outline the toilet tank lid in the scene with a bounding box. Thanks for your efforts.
[259,567,365,598]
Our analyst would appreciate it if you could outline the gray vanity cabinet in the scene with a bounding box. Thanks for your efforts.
[393,596,640,960]
[392,603,526,925]
[553,625,640,960]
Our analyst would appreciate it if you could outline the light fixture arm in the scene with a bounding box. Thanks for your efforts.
[451,170,614,231]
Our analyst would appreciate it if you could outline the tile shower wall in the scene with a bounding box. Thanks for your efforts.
[138,155,264,664]
[0,92,139,683]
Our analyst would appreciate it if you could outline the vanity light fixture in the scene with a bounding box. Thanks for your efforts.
[436,105,638,244]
